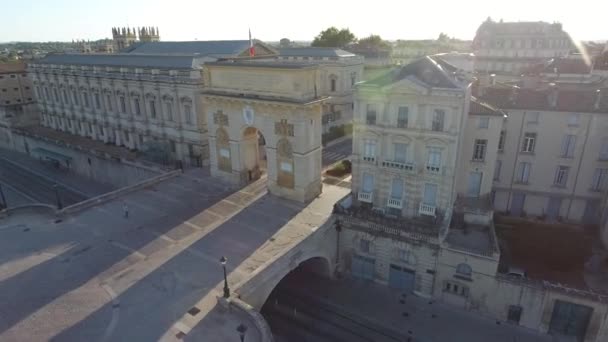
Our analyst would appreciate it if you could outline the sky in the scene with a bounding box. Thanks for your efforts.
[2,0,606,43]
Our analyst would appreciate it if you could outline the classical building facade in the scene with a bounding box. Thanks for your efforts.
[276,48,364,133]
[0,63,33,106]
[473,19,574,75]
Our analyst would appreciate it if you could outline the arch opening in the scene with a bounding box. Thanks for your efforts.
[241,126,267,183]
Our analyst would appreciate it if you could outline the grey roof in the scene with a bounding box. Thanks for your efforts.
[124,40,252,56]
[365,56,459,89]
[35,53,200,69]
[278,47,355,58]
[206,60,316,69]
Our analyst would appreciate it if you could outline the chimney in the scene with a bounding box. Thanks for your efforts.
[595,89,602,110]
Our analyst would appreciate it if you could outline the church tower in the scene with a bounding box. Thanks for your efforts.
[112,27,138,51]
[139,27,160,43]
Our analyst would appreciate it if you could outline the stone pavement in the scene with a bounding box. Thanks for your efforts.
[282,272,553,342]
[0,168,347,341]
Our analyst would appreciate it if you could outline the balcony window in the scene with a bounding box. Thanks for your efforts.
[363,140,376,162]
[397,106,408,128]
[366,104,377,125]
[390,178,403,199]
[498,130,506,151]
[427,147,441,172]
[393,143,407,163]
[473,139,487,161]
[362,173,374,193]
[432,109,445,132]
[554,166,569,187]
[455,263,472,278]
[591,168,608,191]
[516,162,531,183]
[560,135,576,158]
[522,133,536,153]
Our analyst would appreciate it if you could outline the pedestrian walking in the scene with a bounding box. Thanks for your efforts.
[123,202,129,218]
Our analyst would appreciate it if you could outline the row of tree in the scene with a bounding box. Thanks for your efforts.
[309,27,391,50]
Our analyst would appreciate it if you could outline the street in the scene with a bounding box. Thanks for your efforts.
[322,137,352,167]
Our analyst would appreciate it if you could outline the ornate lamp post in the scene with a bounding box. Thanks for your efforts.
[236,323,248,342]
[220,256,230,298]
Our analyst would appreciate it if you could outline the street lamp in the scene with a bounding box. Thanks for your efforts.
[53,184,63,210]
[236,323,248,342]
[220,256,230,298]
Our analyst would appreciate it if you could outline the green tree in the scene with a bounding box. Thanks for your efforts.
[311,27,356,48]
[279,38,291,48]
[437,32,450,42]
[357,34,391,50]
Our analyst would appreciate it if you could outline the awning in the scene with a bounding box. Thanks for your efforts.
[31,147,72,163]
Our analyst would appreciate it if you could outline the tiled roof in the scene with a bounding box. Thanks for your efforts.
[35,54,200,69]
[365,56,459,89]
[123,40,252,56]
[278,47,355,58]
[478,86,608,113]
[0,62,26,74]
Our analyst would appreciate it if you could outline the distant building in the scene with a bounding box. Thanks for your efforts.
[0,63,34,107]
[473,18,574,75]
[392,39,471,66]
[111,26,160,52]
[276,48,364,133]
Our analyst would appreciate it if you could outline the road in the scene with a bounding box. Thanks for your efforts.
[0,160,87,207]
[322,137,352,167]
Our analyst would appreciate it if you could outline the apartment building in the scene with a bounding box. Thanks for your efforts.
[478,82,608,224]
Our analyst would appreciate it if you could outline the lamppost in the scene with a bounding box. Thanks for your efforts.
[236,323,248,342]
[335,219,342,277]
[220,256,230,298]
[0,183,6,209]
[53,184,63,210]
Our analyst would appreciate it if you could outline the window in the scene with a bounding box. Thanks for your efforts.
[366,104,377,125]
[119,96,126,113]
[10,74,15,78]
[362,173,374,193]
[554,166,569,187]
[83,92,89,107]
[106,95,112,111]
[124,131,129,142]
[397,106,408,128]
[444,281,469,297]
[44,87,50,100]
[600,138,608,160]
[455,263,472,278]
[478,117,489,129]
[432,109,445,131]
[53,88,59,102]
[568,113,580,126]
[184,104,193,124]
[427,147,441,171]
[522,133,536,153]
[330,78,336,92]
[390,178,403,199]
[134,98,141,115]
[393,143,407,163]
[560,135,576,158]
[72,90,79,105]
[62,90,69,104]
[360,239,371,253]
[363,140,376,161]
[473,139,487,161]
[591,168,608,191]
[94,94,101,109]
[351,72,356,86]
[516,162,531,183]
[498,130,506,151]
[88,123,93,134]
[149,100,156,118]
[170,140,176,153]
[423,183,438,206]
[494,160,502,181]
[165,102,173,121]
[527,112,539,123]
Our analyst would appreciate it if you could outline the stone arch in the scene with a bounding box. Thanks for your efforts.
[276,138,294,189]
[216,127,231,172]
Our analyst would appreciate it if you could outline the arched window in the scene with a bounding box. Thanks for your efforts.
[455,263,472,278]
[329,74,338,92]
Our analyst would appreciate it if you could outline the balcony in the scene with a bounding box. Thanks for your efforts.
[419,203,436,217]
[426,164,441,173]
[387,197,403,209]
[382,160,414,171]
[358,191,373,203]
[362,156,376,163]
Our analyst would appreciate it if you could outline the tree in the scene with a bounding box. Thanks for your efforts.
[279,38,291,48]
[357,34,391,50]
[311,27,356,48]
[437,32,449,42]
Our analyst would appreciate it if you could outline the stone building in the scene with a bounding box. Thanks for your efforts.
[0,63,34,106]
[473,18,574,75]
[276,48,364,133]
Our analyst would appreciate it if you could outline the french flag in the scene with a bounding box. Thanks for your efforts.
[249,29,255,57]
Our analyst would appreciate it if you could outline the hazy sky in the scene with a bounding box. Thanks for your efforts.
[2,0,606,43]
